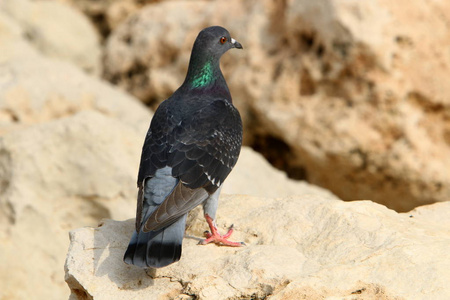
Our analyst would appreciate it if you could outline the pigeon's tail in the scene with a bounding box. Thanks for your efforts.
[124,214,187,268]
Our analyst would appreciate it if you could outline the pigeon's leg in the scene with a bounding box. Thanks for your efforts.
[200,187,245,247]
[198,214,245,247]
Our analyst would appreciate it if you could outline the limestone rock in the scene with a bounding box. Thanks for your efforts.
[0,112,144,300]
[243,0,450,212]
[0,32,150,134]
[103,0,248,106]
[103,1,210,104]
[51,0,154,37]
[223,147,338,200]
[65,195,450,300]
[0,12,151,295]
[407,201,450,228]
[102,0,450,211]
[0,0,102,74]
[0,107,329,299]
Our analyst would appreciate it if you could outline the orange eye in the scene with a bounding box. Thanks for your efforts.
[220,36,227,44]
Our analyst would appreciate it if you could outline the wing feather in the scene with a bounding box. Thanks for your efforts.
[143,181,209,232]
[136,97,242,231]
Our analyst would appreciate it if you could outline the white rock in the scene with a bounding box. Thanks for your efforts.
[65,195,450,300]
[102,0,450,212]
[0,36,150,134]
[223,147,338,199]
[0,0,102,74]
[407,201,450,229]
[0,112,143,300]
[0,108,331,299]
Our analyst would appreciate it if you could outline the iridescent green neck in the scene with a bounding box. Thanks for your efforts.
[178,56,231,100]
[190,61,214,88]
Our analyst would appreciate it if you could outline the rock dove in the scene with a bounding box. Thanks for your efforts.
[124,26,244,268]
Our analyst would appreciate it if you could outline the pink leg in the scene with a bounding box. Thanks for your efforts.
[198,214,245,247]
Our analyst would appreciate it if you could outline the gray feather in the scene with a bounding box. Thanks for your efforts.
[144,182,209,232]
[124,167,187,268]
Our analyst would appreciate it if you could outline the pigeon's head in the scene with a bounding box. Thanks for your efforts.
[193,26,243,59]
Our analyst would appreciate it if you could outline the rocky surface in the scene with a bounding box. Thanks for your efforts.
[0,8,150,297]
[103,0,450,211]
[0,109,332,300]
[222,146,338,199]
[1,0,450,299]
[52,0,155,37]
[0,11,150,134]
[0,0,101,74]
[0,112,142,300]
[0,6,336,297]
[65,195,450,300]
[103,1,211,104]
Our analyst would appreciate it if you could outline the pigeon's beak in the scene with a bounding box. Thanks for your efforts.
[231,38,243,49]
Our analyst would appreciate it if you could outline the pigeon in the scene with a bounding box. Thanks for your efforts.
[124,26,244,268]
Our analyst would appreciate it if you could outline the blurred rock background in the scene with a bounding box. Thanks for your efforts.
[0,0,449,299]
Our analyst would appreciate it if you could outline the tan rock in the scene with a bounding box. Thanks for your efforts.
[105,1,140,32]
[0,12,151,296]
[0,107,329,299]
[0,10,42,63]
[0,33,150,134]
[65,195,450,300]
[103,1,210,104]
[223,147,338,200]
[102,0,249,107]
[269,281,402,300]
[407,201,450,228]
[245,0,450,212]
[0,0,102,74]
[103,0,450,211]
[51,0,152,37]
[0,112,143,300]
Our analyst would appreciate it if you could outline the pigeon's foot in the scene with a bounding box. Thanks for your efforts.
[198,214,245,247]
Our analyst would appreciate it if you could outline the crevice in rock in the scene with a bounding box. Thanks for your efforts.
[407,91,448,113]
[299,68,316,96]
[66,274,94,300]
[248,133,308,181]
[0,149,12,196]
[72,288,94,300]
[90,13,111,41]
[299,31,315,51]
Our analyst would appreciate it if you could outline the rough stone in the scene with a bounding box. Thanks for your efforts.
[223,147,338,200]
[407,201,450,228]
[0,31,150,134]
[243,0,450,212]
[0,109,329,299]
[102,0,450,211]
[0,112,143,300]
[0,11,151,295]
[1,0,102,74]
[103,1,211,105]
[50,0,154,37]
[65,195,450,300]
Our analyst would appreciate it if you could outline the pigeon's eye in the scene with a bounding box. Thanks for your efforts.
[220,36,227,44]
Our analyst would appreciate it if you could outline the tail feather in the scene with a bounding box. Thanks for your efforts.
[124,214,187,268]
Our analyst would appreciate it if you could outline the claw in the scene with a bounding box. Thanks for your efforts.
[198,215,245,247]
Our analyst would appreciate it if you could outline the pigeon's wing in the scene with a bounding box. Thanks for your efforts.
[143,98,243,232]
[137,101,177,187]
[143,181,209,232]
[135,100,179,231]
[170,99,243,192]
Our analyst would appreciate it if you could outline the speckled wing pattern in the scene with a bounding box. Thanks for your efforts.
[135,98,243,232]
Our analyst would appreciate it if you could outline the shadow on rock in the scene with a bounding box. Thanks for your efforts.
[93,219,155,290]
